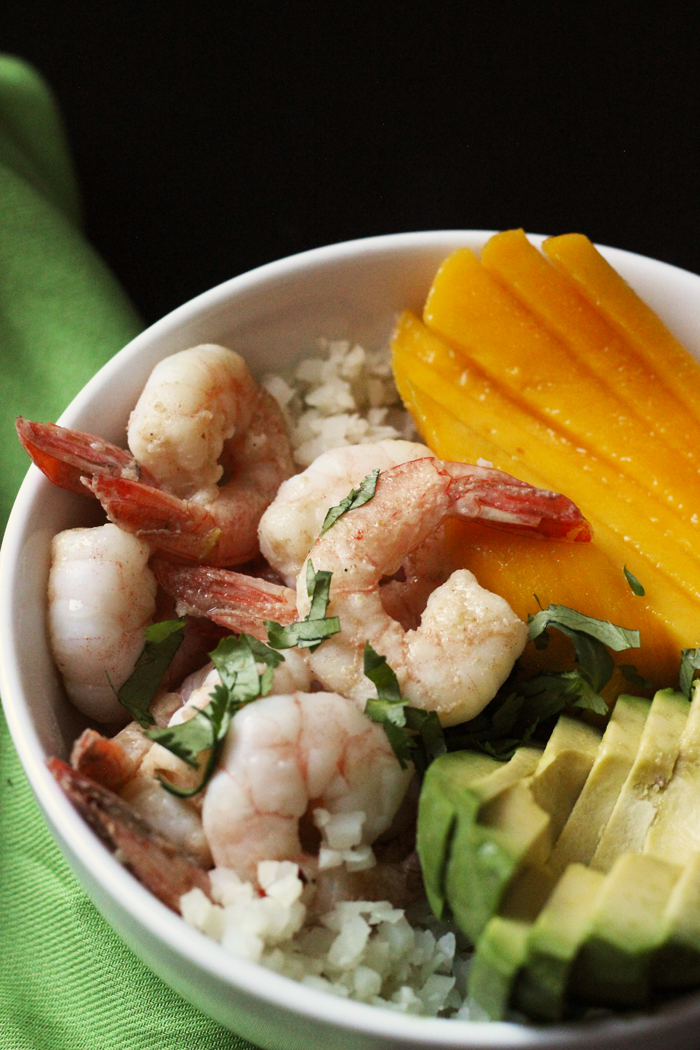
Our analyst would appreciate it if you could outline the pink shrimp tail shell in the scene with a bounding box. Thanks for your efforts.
[443,461,593,542]
[153,558,297,640]
[15,417,160,495]
[48,757,212,912]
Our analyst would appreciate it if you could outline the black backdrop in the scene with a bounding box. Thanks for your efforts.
[2,3,699,326]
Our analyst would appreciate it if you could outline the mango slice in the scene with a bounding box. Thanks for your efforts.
[481,229,700,473]
[423,247,700,545]
[543,232,700,428]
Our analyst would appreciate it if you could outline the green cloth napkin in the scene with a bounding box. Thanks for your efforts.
[0,55,258,1050]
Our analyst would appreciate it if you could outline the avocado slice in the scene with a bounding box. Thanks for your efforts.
[644,682,700,864]
[468,917,532,1021]
[530,715,602,842]
[591,688,689,872]
[548,694,650,876]
[441,714,601,942]
[514,863,606,1021]
[468,865,558,1020]
[652,854,700,990]
[571,852,682,1008]
[445,777,551,942]
[417,746,542,919]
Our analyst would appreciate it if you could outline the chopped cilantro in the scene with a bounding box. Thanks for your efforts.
[319,469,380,536]
[624,565,645,596]
[145,633,283,797]
[116,618,186,728]
[447,602,642,759]
[265,560,340,651]
[620,663,654,691]
[363,642,446,774]
[680,648,700,698]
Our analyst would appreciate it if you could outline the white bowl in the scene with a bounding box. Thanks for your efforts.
[2,231,700,1050]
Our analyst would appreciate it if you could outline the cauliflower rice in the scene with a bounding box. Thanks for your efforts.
[262,338,417,467]
[181,858,483,1019]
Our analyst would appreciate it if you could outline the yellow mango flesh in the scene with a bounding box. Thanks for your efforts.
[543,233,700,428]
[423,247,700,548]
[392,311,698,688]
[481,229,700,473]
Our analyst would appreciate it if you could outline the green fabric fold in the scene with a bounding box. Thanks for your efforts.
[0,54,254,1050]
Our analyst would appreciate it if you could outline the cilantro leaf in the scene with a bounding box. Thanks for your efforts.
[116,618,186,728]
[364,640,403,704]
[319,469,380,536]
[624,566,645,596]
[620,663,654,691]
[528,604,639,695]
[362,642,445,773]
[365,698,416,768]
[147,709,218,768]
[527,605,640,652]
[680,648,700,698]
[145,633,280,797]
[265,560,341,651]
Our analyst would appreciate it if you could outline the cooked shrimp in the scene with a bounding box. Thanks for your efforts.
[48,524,157,722]
[259,439,435,586]
[48,758,212,911]
[258,439,458,631]
[18,344,295,566]
[70,648,313,866]
[298,457,591,726]
[202,691,412,880]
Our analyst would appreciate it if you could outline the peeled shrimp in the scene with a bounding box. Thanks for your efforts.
[48,523,157,722]
[299,457,591,726]
[69,649,313,866]
[202,691,412,880]
[17,344,295,566]
[259,439,435,586]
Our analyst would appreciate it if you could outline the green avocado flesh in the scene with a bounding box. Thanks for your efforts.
[419,713,602,943]
[548,694,650,876]
[643,683,700,864]
[469,865,560,1020]
[446,778,551,942]
[468,917,532,1022]
[417,746,542,921]
[652,854,700,989]
[530,715,602,842]
[571,853,682,1008]
[514,863,606,1021]
[591,689,689,872]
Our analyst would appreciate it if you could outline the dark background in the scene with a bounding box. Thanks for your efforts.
[2,2,699,326]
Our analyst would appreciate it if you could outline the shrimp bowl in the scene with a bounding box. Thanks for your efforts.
[2,231,700,1050]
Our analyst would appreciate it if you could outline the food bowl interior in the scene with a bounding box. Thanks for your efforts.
[3,230,700,1050]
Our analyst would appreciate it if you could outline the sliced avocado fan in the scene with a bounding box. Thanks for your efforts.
[419,713,602,944]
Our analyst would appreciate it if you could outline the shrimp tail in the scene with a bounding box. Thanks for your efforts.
[15,417,159,496]
[448,466,592,542]
[48,757,212,911]
[153,558,298,641]
[70,728,136,791]
[88,474,226,562]
[89,474,263,566]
